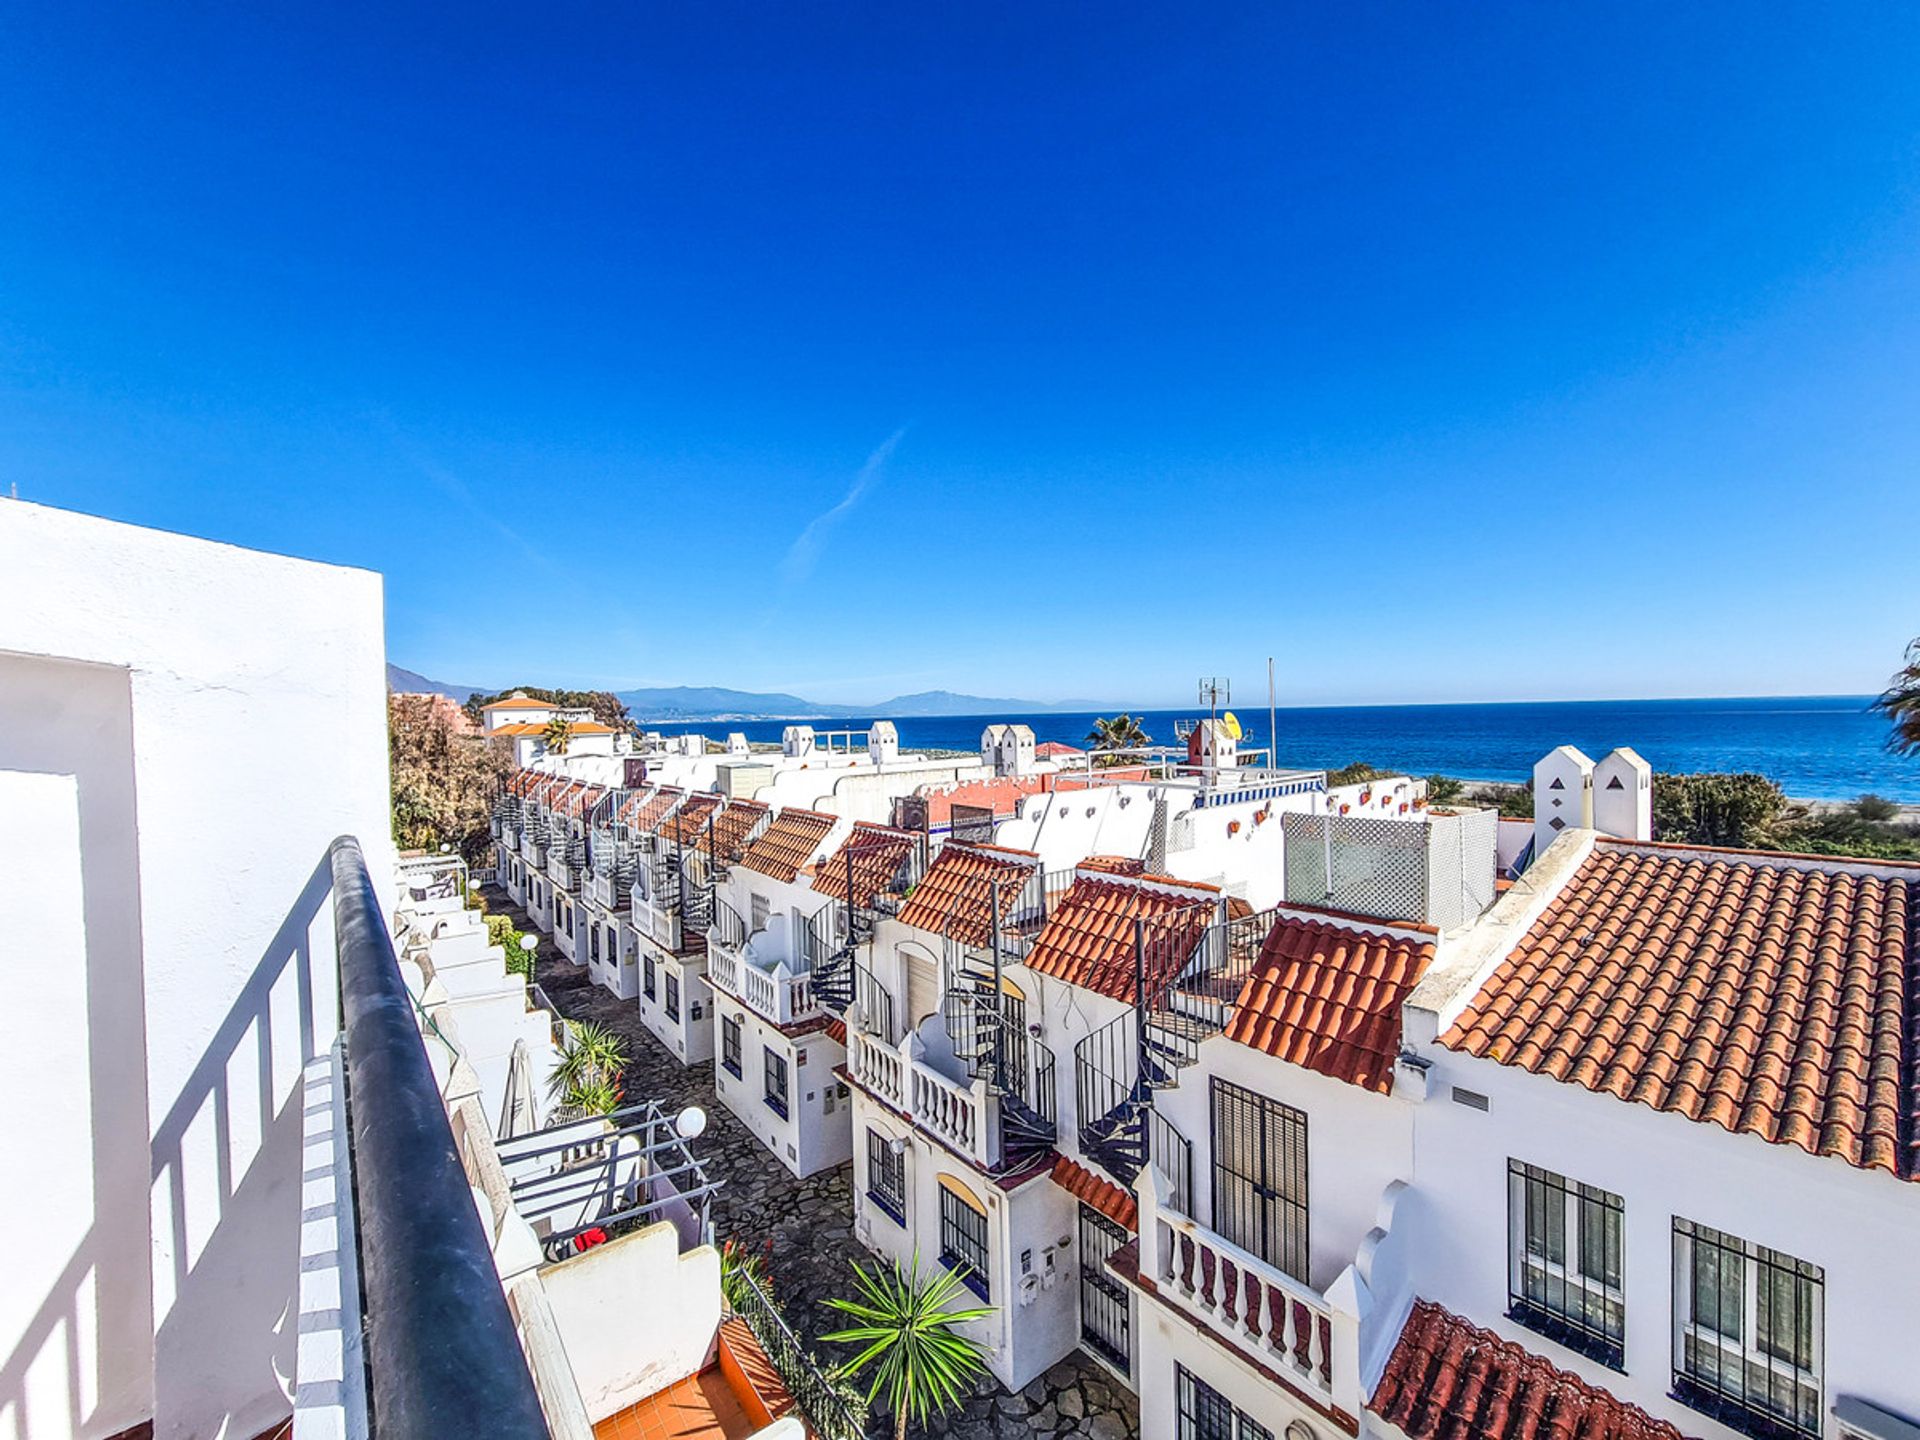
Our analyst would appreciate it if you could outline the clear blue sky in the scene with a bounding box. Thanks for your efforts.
[3,4,1917,707]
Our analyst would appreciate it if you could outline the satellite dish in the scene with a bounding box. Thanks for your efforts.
[1222,711,1243,740]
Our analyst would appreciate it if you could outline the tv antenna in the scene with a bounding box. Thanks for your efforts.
[1197,677,1230,727]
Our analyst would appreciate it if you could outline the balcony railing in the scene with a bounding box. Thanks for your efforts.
[707,943,741,1001]
[331,836,549,1438]
[738,963,819,1026]
[1136,1167,1344,1411]
[848,1029,999,1171]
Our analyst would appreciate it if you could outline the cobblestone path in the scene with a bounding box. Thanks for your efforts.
[483,885,1140,1440]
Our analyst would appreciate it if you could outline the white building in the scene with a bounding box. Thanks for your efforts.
[0,500,812,1440]
[704,807,859,1177]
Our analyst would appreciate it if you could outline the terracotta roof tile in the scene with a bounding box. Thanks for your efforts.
[1443,843,1919,1178]
[740,808,837,883]
[630,787,684,834]
[662,793,722,847]
[815,824,919,909]
[895,843,1042,946]
[707,799,770,860]
[1225,918,1435,1093]
[1024,871,1218,1002]
[1371,1301,1692,1440]
[1051,1155,1137,1230]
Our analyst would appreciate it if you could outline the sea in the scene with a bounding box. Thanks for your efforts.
[647,695,1918,804]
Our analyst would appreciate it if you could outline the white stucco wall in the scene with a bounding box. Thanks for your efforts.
[0,500,390,1440]
[1394,1041,1920,1440]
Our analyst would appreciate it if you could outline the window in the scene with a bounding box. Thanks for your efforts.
[939,1186,990,1299]
[721,1015,742,1078]
[1508,1160,1625,1367]
[642,954,657,1001]
[1078,1205,1130,1373]
[867,1130,905,1225]
[1209,1079,1308,1282]
[1175,1366,1273,1440]
[665,971,681,1021]
[764,1047,789,1118]
[590,925,601,964]
[1673,1220,1823,1440]
[750,892,771,932]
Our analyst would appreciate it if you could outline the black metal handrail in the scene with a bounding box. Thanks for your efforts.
[729,1268,868,1440]
[330,836,550,1439]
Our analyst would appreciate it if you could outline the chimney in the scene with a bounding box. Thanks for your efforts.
[1593,747,1653,841]
[1533,745,1595,856]
[868,720,899,765]
[783,725,815,759]
[726,732,750,756]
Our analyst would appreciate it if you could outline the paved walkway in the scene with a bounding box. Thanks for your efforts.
[483,885,1139,1440]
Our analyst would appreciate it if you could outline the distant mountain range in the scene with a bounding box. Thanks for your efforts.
[386,664,1101,720]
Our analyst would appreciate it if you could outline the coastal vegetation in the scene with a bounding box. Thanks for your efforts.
[1086,713,1151,762]
[1873,637,1920,755]
[462,685,636,732]
[388,692,510,863]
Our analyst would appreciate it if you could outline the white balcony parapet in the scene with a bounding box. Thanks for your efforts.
[849,1030,997,1170]
[909,1055,995,1169]
[848,1027,906,1109]
[1134,1166,1363,1414]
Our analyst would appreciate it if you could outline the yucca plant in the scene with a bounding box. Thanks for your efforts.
[822,1252,992,1440]
[547,1020,629,1114]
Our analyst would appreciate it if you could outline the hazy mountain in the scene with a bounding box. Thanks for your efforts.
[616,686,856,720]
[615,684,1106,720]
[387,664,483,703]
[387,666,1105,720]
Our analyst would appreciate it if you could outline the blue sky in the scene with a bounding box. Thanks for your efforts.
[3,5,1917,707]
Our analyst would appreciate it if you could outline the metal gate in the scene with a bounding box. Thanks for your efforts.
[1078,1205,1131,1374]
[1209,1077,1309,1283]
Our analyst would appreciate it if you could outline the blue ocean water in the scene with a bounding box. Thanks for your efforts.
[650,695,1917,803]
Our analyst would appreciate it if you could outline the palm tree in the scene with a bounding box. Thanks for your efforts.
[1873,639,1920,755]
[1085,713,1150,765]
[547,1020,629,1115]
[542,716,573,754]
[822,1253,992,1440]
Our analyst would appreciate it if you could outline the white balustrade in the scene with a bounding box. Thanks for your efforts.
[734,963,817,1025]
[706,944,741,1000]
[849,1028,906,1109]
[908,1060,994,1169]
[1141,1175,1337,1403]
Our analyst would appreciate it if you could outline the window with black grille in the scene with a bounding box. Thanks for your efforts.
[938,1187,990,1299]
[721,1014,742,1078]
[763,1047,789,1118]
[867,1131,905,1225]
[665,971,680,1021]
[1673,1219,1823,1440]
[1508,1160,1625,1367]
[1208,1079,1308,1283]
[642,954,656,1001]
[590,925,600,964]
[1175,1366,1273,1440]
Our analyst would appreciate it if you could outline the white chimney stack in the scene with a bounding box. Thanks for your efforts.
[1593,747,1653,841]
[868,720,899,765]
[1533,745,1595,856]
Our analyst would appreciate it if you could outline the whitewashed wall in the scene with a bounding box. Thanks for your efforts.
[0,501,390,1440]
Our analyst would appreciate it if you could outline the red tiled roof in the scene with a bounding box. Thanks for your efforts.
[824,1018,848,1046]
[740,809,837,883]
[896,843,1042,946]
[707,799,770,859]
[484,696,550,711]
[631,787,684,834]
[1079,855,1147,876]
[562,784,605,820]
[1371,1301,1691,1440]
[1035,741,1084,759]
[1023,872,1218,1002]
[815,824,919,908]
[1225,918,1435,1093]
[1051,1155,1137,1230]
[662,793,722,847]
[921,775,1052,827]
[614,786,655,827]
[1443,842,1919,1178]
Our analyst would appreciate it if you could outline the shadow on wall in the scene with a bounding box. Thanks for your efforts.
[0,803,337,1440]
